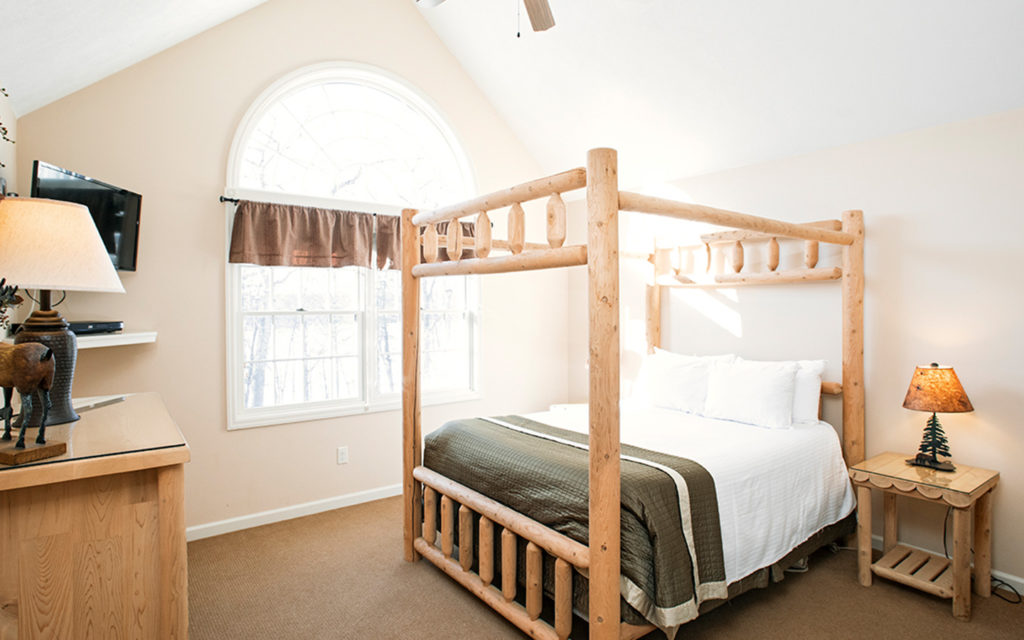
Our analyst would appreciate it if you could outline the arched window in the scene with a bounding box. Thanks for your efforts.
[226,63,478,428]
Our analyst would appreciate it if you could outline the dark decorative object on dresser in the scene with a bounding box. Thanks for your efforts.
[0,341,62,463]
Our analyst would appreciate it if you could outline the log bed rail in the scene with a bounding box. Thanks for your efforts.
[402,148,865,640]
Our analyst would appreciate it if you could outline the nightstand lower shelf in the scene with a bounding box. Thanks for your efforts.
[872,545,954,599]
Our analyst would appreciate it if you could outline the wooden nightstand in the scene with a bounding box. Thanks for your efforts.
[849,452,999,620]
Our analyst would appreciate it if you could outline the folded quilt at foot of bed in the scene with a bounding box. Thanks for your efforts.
[423,415,728,633]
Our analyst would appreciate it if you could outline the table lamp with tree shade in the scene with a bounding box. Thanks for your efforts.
[0,197,125,427]
[903,363,973,472]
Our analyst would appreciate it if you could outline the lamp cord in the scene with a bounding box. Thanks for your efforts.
[23,289,67,308]
[942,506,1021,604]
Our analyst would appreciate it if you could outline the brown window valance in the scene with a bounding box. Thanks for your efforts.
[375,214,401,270]
[376,216,475,267]
[228,199,474,270]
[229,200,373,268]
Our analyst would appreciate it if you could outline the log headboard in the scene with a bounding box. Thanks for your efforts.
[639,214,864,467]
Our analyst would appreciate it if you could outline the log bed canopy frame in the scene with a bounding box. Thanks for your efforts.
[401,148,865,640]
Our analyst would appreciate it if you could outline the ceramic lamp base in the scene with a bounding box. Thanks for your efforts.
[13,307,79,426]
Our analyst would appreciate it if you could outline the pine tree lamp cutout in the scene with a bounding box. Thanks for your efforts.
[903,363,973,472]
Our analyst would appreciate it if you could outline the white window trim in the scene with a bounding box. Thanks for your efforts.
[225,62,480,430]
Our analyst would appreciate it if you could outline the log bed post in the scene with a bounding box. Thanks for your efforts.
[402,208,423,562]
[587,148,621,639]
[841,209,865,465]
[645,283,661,354]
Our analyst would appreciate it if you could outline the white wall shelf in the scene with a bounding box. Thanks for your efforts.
[78,331,158,349]
[3,331,157,349]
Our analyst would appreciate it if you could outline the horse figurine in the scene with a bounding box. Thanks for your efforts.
[0,342,56,448]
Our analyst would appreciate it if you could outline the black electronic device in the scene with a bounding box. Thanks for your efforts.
[68,320,124,335]
[10,320,124,336]
[30,161,141,271]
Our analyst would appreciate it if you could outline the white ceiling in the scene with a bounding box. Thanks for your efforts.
[0,0,268,116]
[420,0,1024,186]
[3,0,1022,189]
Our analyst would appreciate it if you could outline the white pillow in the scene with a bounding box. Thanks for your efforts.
[792,360,826,424]
[634,350,736,413]
[704,359,798,429]
[735,358,826,424]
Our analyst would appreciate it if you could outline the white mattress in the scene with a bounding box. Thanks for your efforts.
[523,403,856,584]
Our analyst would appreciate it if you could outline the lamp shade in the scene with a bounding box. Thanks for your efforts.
[903,363,973,413]
[0,197,124,292]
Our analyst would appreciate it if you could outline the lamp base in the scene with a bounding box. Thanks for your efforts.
[13,307,79,426]
[906,453,956,473]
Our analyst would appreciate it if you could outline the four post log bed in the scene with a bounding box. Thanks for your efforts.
[401,148,865,640]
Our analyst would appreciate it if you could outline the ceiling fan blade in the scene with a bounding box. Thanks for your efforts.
[523,0,555,31]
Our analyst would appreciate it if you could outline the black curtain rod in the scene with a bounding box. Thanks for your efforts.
[217,196,387,217]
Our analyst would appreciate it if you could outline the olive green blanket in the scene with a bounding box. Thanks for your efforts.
[423,415,728,634]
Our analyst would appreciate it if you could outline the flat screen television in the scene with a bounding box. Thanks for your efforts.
[30,161,141,271]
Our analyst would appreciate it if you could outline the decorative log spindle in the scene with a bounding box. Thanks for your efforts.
[805,240,819,268]
[479,517,494,586]
[546,193,566,248]
[475,212,492,258]
[678,246,694,275]
[653,248,673,280]
[423,486,437,545]
[446,219,464,260]
[554,559,572,640]
[423,224,439,263]
[768,237,780,271]
[732,241,744,273]
[508,203,525,254]
[458,504,473,571]
[704,243,712,273]
[526,542,542,620]
[501,528,517,602]
[441,495,454,558]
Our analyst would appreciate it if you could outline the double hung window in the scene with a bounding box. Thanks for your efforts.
[226,63,478,428]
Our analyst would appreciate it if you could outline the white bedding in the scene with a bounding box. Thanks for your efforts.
[523,403,856,584]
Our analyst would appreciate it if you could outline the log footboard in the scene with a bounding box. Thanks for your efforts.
[413,466,655,640]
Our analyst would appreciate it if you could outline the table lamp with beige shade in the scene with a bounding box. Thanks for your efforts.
[0,196,125,428]
[903,362,973,472]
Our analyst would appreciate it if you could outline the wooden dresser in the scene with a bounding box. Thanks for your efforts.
[0,393,190,639]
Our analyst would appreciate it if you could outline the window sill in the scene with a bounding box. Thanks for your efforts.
[227,389,481,430]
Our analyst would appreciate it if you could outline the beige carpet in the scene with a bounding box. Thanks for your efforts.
[188,496,1022,639]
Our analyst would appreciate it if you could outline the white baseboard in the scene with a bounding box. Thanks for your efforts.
[186,483,402,542]
[870,534,1023,594]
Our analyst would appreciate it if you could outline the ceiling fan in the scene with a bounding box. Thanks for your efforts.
[415,0,555,32]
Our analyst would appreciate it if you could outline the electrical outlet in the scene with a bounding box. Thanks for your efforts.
[336,446,349,465]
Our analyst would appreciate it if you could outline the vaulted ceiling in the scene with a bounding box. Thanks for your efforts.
[3,0,1023,189]
[0,0,268,116]
[419,0,1024,186]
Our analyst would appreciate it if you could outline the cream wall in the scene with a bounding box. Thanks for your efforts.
[570,108,1024,581]
[16,0,569,530]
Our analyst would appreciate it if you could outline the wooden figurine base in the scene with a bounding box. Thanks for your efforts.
[0,440,67,465]
[907,454,956,472]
